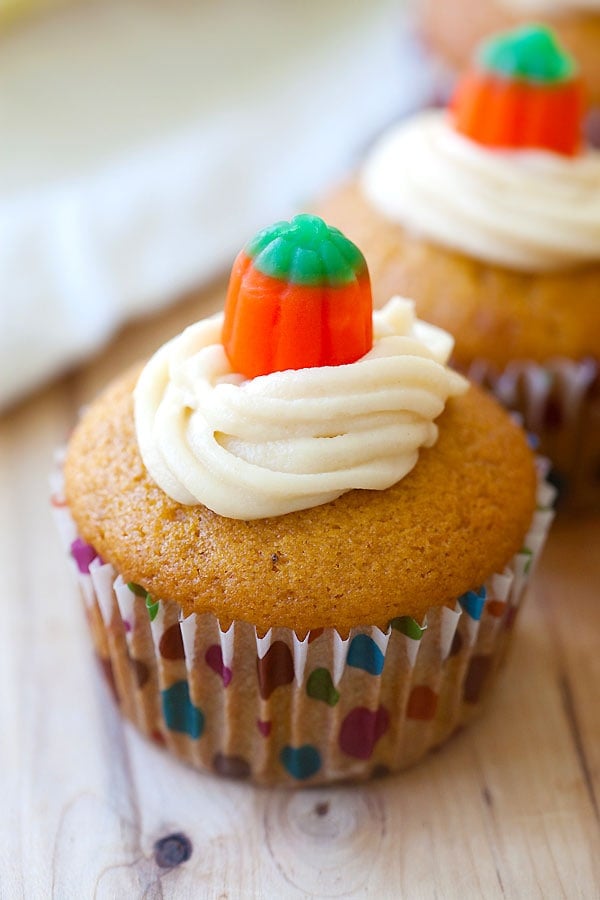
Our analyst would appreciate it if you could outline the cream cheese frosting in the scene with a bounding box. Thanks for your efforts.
[360,110,600,272]
[497,0,600,12]
[134,297,467,520]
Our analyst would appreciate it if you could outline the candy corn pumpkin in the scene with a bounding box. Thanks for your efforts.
[222,215,373,379]
[451,25,585,156]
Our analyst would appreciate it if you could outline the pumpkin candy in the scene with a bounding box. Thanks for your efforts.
[222,215,373,379]
[451,25,585,157]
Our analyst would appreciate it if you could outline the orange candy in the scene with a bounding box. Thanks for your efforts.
[452,71,584,156]
[451,25,586,157]
[222,217,373,379]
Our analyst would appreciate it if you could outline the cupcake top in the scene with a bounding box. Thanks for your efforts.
[360,25,600,272]
[65,216,536,630]
[66,370,535,630]
[134,216,467,520]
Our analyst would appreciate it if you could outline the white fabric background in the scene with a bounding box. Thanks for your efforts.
[0,0,436,409]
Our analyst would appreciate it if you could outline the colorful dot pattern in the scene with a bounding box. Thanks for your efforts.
[306,668,340,706]
[347,634,385,675]
[72,523,548,784]
[161,681,204,740]
[71,538,100,574]
[91,576,526,783]
[280,744,322,780]
[459,586,487,621]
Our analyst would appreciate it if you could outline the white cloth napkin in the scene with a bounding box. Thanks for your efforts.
[0,0,435,409]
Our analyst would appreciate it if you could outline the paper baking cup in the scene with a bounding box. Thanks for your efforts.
[468,357,600,510]
[51,461,554,786]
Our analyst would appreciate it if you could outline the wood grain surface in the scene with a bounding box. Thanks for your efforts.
[1,284,599,899]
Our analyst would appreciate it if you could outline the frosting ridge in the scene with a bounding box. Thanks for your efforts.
[360,110,600,272]
[134,298,467,519]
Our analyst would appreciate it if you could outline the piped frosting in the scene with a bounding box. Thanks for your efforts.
[134,297,467,519]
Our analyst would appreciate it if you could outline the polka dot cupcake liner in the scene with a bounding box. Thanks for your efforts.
[467,357,600,511]
[51,461,554,786]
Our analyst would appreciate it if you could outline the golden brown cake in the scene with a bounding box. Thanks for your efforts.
[420,0,600,105]
[65,369,536,633]
[55,216,552,785]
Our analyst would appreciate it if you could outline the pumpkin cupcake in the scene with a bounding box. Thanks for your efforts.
[317,26,600,508]
[419,0,600,107]
[54,215,553,785]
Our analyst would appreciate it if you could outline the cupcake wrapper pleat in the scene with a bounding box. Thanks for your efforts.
[52,460,554,786]
[468,356,600,509]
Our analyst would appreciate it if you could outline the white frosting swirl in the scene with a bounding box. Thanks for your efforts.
[134,298,467,519]
[497,0,600,12]
[360,110,600,272]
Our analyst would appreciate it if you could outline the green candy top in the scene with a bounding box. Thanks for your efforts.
[478,25,578,84]
[246,214,367,287]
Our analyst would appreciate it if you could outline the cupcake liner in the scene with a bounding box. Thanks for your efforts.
[467,357,600,510]
[52,460,554,786]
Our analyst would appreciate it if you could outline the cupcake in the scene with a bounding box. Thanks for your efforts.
[316,26,600,508]
[419,0,600,107]
[54,215,553,785]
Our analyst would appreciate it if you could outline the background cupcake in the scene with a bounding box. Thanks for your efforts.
[56,216,553,785]
[317,26,600,508]
[419,0,600,107]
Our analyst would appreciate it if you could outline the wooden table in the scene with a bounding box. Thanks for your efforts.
[2,284,599,899]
